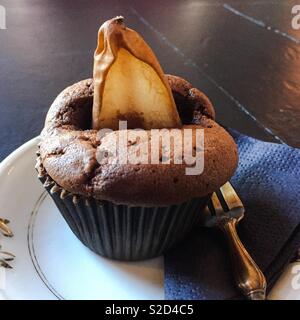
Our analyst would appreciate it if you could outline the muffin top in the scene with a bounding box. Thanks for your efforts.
[38,75,238,206]
[38,17,238,206]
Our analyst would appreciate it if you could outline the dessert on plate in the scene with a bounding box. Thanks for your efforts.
[36,16,238,261]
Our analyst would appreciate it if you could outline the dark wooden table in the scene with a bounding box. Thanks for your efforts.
[0,0,299,161]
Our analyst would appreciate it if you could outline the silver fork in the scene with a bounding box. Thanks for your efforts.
[203,182,266,300]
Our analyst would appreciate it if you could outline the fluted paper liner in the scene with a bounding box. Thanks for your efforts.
[36,155,210,261]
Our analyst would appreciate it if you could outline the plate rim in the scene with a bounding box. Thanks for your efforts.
[0,136,40,171]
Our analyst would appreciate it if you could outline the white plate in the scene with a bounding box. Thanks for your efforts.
[0,137,164,300]
[0,138,299,300]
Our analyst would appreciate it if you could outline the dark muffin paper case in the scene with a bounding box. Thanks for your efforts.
[36,155,210,261]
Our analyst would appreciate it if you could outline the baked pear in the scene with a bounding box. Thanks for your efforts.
[93,16,181,130]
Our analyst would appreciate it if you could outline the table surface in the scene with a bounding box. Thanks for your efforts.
[0,0,300,161]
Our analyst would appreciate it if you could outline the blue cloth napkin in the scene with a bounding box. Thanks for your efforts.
[165,130,300,300]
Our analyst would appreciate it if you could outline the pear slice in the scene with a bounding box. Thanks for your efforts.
[93,16,181,130]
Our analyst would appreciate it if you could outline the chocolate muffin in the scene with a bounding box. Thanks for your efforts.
[36,17,238,260]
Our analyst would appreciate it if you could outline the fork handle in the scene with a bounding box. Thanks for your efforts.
[218,217,266,300]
